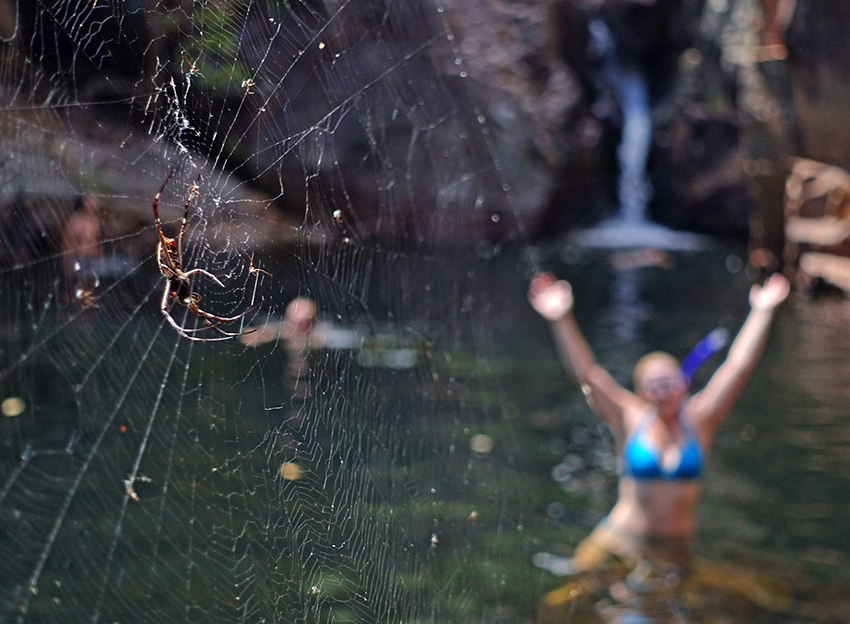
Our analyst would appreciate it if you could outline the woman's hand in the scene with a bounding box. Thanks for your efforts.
[528,273,574,321]
[750,273,791,311]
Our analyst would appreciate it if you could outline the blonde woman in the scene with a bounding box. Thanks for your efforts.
[528,271,790,580]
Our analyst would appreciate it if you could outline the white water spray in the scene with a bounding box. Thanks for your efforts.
[568,19,709,251]
[614,63,653,225]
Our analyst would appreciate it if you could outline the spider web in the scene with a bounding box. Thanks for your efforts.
[6,3,850,623]
[0,1,533,622]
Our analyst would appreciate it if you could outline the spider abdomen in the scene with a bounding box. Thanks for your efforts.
[175,279,193,305]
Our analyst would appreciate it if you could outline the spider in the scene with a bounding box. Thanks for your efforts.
[183,52,203,78]
[243,251,270,277]
[153,171,253,342]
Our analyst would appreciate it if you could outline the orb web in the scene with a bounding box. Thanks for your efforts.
[0,1,530,622]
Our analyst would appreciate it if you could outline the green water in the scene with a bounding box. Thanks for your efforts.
[1,244,849,623]
[473,246,850,622]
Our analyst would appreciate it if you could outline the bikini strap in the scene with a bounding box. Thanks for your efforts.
[632,409,656,436]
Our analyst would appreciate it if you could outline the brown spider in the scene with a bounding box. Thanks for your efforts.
[152,170,253,342]
[243,251,270,277]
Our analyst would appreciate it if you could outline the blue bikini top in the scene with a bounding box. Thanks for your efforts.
[620,328,721,481]
[622,413,703,480]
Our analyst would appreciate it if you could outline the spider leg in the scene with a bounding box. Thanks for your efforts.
[188,302,254,338]
[152,171,174,232]
[171,318,238,342]
[154,172,255,344]
[192,303,257,324]
[170,310,232,336]
[174,323,225,334]
[244,251,271,276]
[178,174,201,268]
[161,280,234,342]
[183,267,226,288]
[153,170,181,275]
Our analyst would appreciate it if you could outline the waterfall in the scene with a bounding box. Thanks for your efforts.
[567,19,709,251]
[613,63,653,225]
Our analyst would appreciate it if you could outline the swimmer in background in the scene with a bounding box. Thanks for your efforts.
[527,271,790,581]
[280,297,318,399]
[60,195,101,279]
[240,297,319,399]
[59,195,102,306]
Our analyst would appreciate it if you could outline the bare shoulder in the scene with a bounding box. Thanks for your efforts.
[613,397,651,442]
[680,394,718,446]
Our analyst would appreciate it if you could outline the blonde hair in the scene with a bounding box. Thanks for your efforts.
[632,351,680,389]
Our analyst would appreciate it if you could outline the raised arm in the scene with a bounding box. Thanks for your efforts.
[689,273,790,433]
[528,273,637,435]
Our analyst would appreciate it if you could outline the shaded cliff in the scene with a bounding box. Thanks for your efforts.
[4,0,850,246]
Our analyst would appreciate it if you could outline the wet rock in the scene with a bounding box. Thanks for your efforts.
[785,1,850,168]
[650,112,750,235]
[730,1,850,264]
[547,0,723,237]
[644,2,750,236]
[20,0,850,245]
[226,0,627,241]
[601,0,706,102]
[443,0,620,237]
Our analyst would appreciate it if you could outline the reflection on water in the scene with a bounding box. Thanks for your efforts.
[3,246,850,622]
[539,553,794,624]
[492,248,850,622]
[610,267,650,343]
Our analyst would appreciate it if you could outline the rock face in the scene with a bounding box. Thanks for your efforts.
[440,0,850,241]
[659,0,850,247]
[647,2,751,236]
[596,0,754,236]
[731,0,850,265]
[785,1,850,168]
[0,0,735,242]
[439,0,758,239]
[440,0,716,238]
[439,0,619,237]
[9,0,850,245]
[226,0,619,241]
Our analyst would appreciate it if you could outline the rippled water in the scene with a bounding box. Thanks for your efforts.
[488,245,850,622]
[3,243,849,623]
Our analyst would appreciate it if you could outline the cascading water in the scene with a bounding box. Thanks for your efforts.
[614,62,653,226]
[565,19,712,345]
[569,19,709,251]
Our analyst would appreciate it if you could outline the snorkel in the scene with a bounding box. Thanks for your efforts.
[680,327,729,385]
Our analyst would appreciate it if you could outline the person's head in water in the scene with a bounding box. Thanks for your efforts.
[283,297,317,337]
[633,351,687,416]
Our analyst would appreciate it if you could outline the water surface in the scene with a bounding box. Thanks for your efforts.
[2,243,849,623]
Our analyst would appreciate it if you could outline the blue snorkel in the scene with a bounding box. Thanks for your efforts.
[680,327,729,385]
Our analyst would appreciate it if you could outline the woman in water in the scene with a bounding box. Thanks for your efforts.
[527,271,790,582]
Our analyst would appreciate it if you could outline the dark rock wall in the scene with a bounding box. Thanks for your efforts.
[639,0,850,245]
[445,0,713,238]
[740,0,850,267]
[8,0,850,245]
[785,1,850,169]
[440,0,618,238]
[648,1,749,236]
